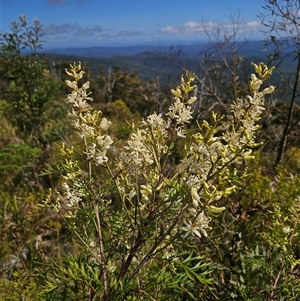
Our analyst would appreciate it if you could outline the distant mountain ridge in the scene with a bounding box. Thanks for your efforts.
[44,40,292,84]
[45,45,157,58]
[44,40,271,59]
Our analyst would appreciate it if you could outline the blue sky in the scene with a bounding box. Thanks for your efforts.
[1,0,266,48]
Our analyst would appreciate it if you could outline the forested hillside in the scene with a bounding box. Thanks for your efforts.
[1,1,300,300]
[44,40,296,86]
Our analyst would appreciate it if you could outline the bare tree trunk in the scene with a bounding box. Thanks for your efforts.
[274,54,300,167]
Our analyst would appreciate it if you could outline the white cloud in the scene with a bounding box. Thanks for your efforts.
[161,26,179,34]
[184,21,200,28]
[159,19,263,40]
[246,21,261,28]
[160,21,216,37]
[184,21,202,32]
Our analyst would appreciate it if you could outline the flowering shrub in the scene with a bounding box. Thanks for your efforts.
[41,62,275,300]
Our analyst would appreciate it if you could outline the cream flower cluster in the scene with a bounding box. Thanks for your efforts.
[60,62,114,210]
[65,62,113,166]
[176,63,275,238]
[114,73,197,228]
[120,72,196,168]
[61,63,275,241]
[115,67,275,239]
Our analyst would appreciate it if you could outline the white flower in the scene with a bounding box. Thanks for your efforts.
[82,81,90,90]
[283,226,292,234]
[97,135,113,150]
[176,127,186,138]
[181,211,211,238]
[182,220,202,238]
[145,112,168,131]
[95,150,108,165]
[166,98,193,124]
[100,118,112,131]
[62,182,83,208]
[194,211,211,237]
[85,142,97,160]
[80,124,95,139]
[124,129,154,166]
[66,91,77,104]
[65,80,78,90]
